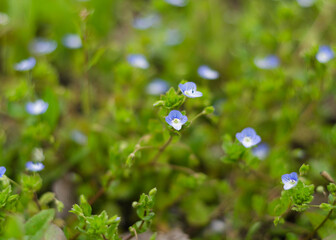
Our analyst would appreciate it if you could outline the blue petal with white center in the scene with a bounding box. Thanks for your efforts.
[297,0,315,7]
[165,0,188,7]
[26,161,44,172]
[127,54,150,69]
[133,14,161,30]
[14,57,36,71]
[0,166,6,178]
[198,65,219,80]
[252,143,269,160]
[281,172,298,190]
[179,82,203,98]
[62,34,82,49]
[146,79,169,95]
[29,38,57,55]
[316,46,334,63]
[236,127,261,148]
[254,55,279,69]
[26,99,49,115]
[165,110,188,131]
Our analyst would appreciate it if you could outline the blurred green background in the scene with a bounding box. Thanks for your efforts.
[1,0,336,239]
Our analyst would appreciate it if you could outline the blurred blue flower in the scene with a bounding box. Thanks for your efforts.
[26,161,44,172]
[146,79,169,95]
[297,0,315,7]
[62,34,82,49]
[0,166,6,178]
[179,82,203,98]
[26,99,49,115]
[165,0,188,7]
[127,54,149,69]
[316,46,334,63]
[254,55,279,69]
[29,38,57,55]
[236,127,261,148]
[198,65,219,80]
[14,57,36,71]
[281,172,298,190]
[252,143,269,160]
[165,29,184,46]
[0,12,9,25]
[133,14,161,30]
[71,130,88,145]
[165,110,188,131]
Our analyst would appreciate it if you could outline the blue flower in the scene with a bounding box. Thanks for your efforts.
[0,166,6,178]
[281,172,298,190]
[127,54,149,69]
[71,130,88,145]
[26,99,49,115]
[165,29,184,46]
[179,82,203,98]
[14,57,36,71]
[316,46,334,63]
[252,143,269,160]
[26,161,44,172]
[165,0,188,7]
[254,55,279,69]
[146,79,169,95]
[297,0,315,7]
[29,38,57,55]
[165,110,188,131]
[236,127,261,148]
[198,65,219,80]
[133,14,161,30]
[62,34,82,49]
[0,12,9,26]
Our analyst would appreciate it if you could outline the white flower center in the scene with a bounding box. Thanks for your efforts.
[173,118,180,124]
[185,89,195,96]
[289,179,296,185]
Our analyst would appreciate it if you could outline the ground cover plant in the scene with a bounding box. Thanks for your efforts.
[0,0,336,239]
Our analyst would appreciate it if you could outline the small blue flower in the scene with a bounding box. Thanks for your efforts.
[236,127,261,148]
[26,99,49,115]
[127,54,149,69]
[297,0,315,7]
[179,82,203,98]
[165,110,188,131]
[316,46,334,63]
[0,166,6,178]
[146,79,169,95]
[281,172,298,190]
[165,0,188,7]
[254,55,279,69]
[14,57,36,71]
[165,29,184,46]
[62,34,82,49]
[29,38,57,55]
[198,65,219,80]
[71,130,88,145]
[252,143,269,160]
[133,14,161,30]
[26,161,44,172]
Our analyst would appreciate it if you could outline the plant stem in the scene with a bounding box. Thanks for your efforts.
[150,135,173,163]
[305,209,333,240]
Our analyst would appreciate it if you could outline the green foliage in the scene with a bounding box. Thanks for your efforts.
[1,0,336,239]
[70,195,121,240]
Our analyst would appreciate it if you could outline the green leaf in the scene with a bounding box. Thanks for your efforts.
[306,212,336,239]
[25,209,55,240]
[39,192,55,206]
[299,164,310,176]
[88,48,106,69]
